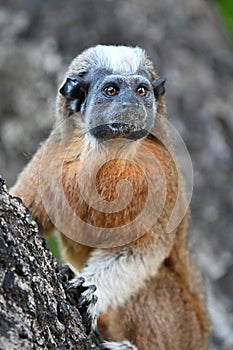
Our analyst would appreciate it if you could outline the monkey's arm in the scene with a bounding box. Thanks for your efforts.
[11,143,54,235]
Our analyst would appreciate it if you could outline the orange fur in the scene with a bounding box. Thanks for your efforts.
[11,135,209,348]
[100,264,208,349]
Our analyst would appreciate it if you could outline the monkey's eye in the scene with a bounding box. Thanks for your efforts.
[136,86,148,97]
[104,85,119,97]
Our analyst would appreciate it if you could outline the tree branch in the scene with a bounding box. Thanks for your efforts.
[0,175,100,350]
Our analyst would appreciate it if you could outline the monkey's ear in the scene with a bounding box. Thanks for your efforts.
[59,75,88,112]
[152,77,166,100]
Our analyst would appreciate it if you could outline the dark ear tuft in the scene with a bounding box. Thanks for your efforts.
[152,77,166,100]
[59,75,88,112]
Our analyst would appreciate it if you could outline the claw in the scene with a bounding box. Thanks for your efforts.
[78,291,97,308]
[92,294,98,305]
[66,276,85,291]
[81,284,97,296]
[64,276,98,335]
[78,284,97,306]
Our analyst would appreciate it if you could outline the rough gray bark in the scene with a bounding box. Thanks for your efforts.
[0,175,98,350]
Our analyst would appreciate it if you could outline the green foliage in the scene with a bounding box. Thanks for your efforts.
[46,234,62,262]
[213,0,233,40]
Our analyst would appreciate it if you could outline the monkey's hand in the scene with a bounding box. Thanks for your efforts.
[66,276,137,350]
[65,276,97,335]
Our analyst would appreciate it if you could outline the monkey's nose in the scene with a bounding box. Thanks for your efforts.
[122,102,139,109]
[122,102,131,109]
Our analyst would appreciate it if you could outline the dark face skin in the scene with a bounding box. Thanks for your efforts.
[60,69,165,141]
[83,71,155,140]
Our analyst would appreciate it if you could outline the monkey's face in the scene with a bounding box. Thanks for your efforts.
[60,70,165,141]
[85,72,158,141]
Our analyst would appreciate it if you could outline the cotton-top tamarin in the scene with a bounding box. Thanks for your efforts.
[11,45,209,349]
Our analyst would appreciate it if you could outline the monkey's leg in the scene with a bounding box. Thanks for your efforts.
[10,142,54,235]
[105,266,209,350]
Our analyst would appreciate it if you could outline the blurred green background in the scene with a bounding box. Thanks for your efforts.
[214,0,233,39]
[47,234,61,261]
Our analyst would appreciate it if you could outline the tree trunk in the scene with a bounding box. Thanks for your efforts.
[0,175,99,350]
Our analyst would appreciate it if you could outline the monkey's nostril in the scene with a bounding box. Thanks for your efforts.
[122,102,139,109]
[122,102,130,109]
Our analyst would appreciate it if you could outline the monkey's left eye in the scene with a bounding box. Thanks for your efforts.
[136,86,148,97]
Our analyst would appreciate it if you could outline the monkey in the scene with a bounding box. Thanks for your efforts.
[11,45,209,349]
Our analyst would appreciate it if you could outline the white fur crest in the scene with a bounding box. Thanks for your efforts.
[70,45,149,76]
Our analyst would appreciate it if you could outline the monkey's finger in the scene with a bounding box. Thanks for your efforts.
[66,276,86,290]
[78,284,97,307]
[92,294,98,305]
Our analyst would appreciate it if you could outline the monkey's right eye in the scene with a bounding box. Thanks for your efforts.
[104,85,119,97]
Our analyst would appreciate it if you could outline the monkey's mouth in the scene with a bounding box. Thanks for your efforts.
[90,123,148,141]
